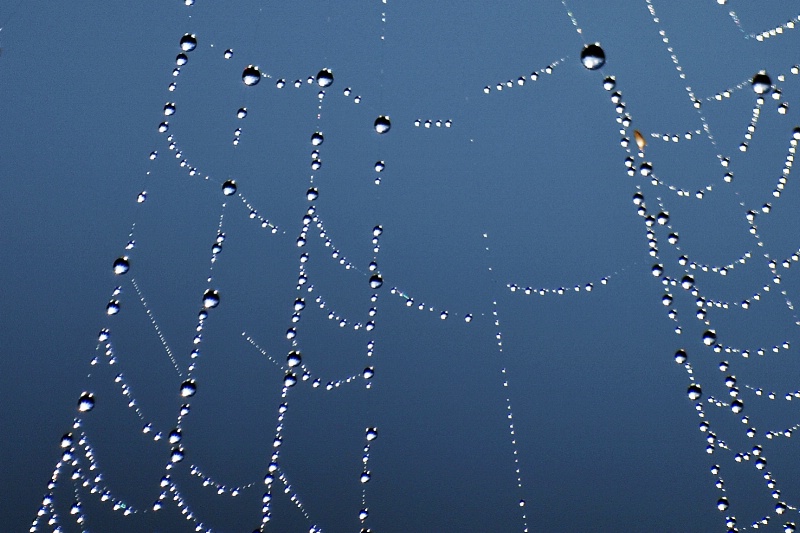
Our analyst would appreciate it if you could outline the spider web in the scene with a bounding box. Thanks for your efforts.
[15,0,800,531]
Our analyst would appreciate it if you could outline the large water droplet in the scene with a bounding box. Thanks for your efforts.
[374,116,391,134]
[369,274,383,289]
[203,289,220,309]
[113,257,130,275]
[180,380,197,397]
[752,71,772,95]
[687,384,702,400]
[287,351,302,368]
[222,180,237,196]
[78,392,95,412]
[179,34,197,52]
[316,68,334,87]
[580,43,605,70]
[242,65,261,86]
[311,132,324,146]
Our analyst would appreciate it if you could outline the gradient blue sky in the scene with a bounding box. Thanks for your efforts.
[3,1,800,531]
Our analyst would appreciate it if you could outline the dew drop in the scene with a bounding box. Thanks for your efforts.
[311,132,324,146]
[77,392,95,412]
[106,300,120,315]
[674,349,687,364]
[307,188,319,201]
[180,380,197,397]
[374,161,385,172]
[687,384,702,400]
[242,65,261,86]
[603,76,616,90]
[752,71,772,95]
[369,274,383,289]
[223,49,233,59]
[316,68,334,87]
[287,351,302,368]
[580,43,605,70]
[702,330,717,346]
[222,180,237,196]
[113,257,130,275]
[374,115,391,134]
[366,427,378,441]
[203,289,220,309]
[237,107,247,119]
[179,33,197,52]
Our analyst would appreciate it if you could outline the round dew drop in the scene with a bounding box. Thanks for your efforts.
[374,116,391,134]
[580,43,605,70]
[242,65,261,86]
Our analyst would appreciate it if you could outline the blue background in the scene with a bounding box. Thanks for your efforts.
[3,1,800,531]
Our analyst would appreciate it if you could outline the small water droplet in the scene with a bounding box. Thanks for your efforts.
[369,274,383,289]
[224,49,233,59]
[311,132,324,146]
[603,76,616,90]
[237,107,247,119]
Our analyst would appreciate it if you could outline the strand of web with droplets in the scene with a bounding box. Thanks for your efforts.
[558,2,796,526]
[29,30,229,533]
[634,6,800,525]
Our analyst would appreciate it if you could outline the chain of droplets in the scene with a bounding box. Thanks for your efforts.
[482,59,567,95]
[483,234,530,532]
[726,8,800,42]
[642,2,800,528]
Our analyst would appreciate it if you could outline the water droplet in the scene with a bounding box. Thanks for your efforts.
[203,289,220,309]
[223,49,233,59]
[374,161,385,172]
[369,274,383,289]
[78,392,95,412]
[311,132,324,146]
[603,76,616,90]
[316,68,334,87]
[374,115,391,134]
[180,380,197,397]
[752,71,772,95]
[360,472,371,483]
[179,33,197,52]
[158,429,178,447]
[284,373,297,387]
[580,43,605,70]
[242,65,261,86]
[366,427,378,441]
[113,257,130,275]
[287,351,302,367]
[307,188,319,201]
[222,180,237,196]
[674,349,687,364]
[363,366,375,379]
[687,384,702,400]
[717,497,729,511]
[106,300,120,315]
[703,330,717,346]
[171,448,185,463]
[176,53,188,66]
[237,108,247,119]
